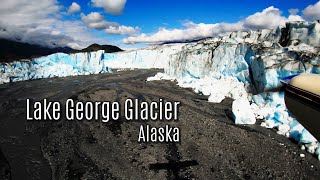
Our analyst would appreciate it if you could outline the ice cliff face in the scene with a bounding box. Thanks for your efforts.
[103,44,185,69]
[0,50,108,83]
[148,21,320,159]
[0,44,184,84]
[159,21,319,129]
[3,21,318,86]
[165,21,320,94]
[1,21,318,86]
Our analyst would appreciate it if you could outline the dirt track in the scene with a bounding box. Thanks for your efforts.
[0,69,319,180]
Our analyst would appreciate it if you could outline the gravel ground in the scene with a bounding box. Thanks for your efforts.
[0,69,319,180]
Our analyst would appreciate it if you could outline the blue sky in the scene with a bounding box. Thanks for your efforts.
[0,0,320,49]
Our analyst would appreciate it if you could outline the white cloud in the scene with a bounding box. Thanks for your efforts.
[105,25,139,35]
[68,2,81,14]
[0,0,104,49]
[287,8,304,21]
[243,6,286,29]
[91,0,127,15]
[289,8,299,15]
[302,1,320,20]
[0,0,60,26]
[123,6,305,44]
[123,21,244,44]
[288,15,304,22]
[81,12,117,30]
[81,12,139,35]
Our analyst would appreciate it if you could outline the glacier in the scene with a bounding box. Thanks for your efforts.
[0,21,320,160]
[0,50,109,83]
[0,44,184,84]
[103,44,185,69]
[147,21,320,160]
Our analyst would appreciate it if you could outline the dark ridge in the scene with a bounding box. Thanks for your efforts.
[71,43,123,53]
[161,37,211,45]
[0,38,74,63]
[0,39,123,63]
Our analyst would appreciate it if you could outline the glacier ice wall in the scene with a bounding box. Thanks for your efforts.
[165,22,320,94]
[103,44,185,69]
[0,50,109,84]
[157,21,320,160]
[282,21,320,47]
[0,43,185,84]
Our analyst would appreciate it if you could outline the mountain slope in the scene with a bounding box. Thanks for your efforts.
[0,39,123,63]
[72,44,123,53]
[0,39,73,63]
